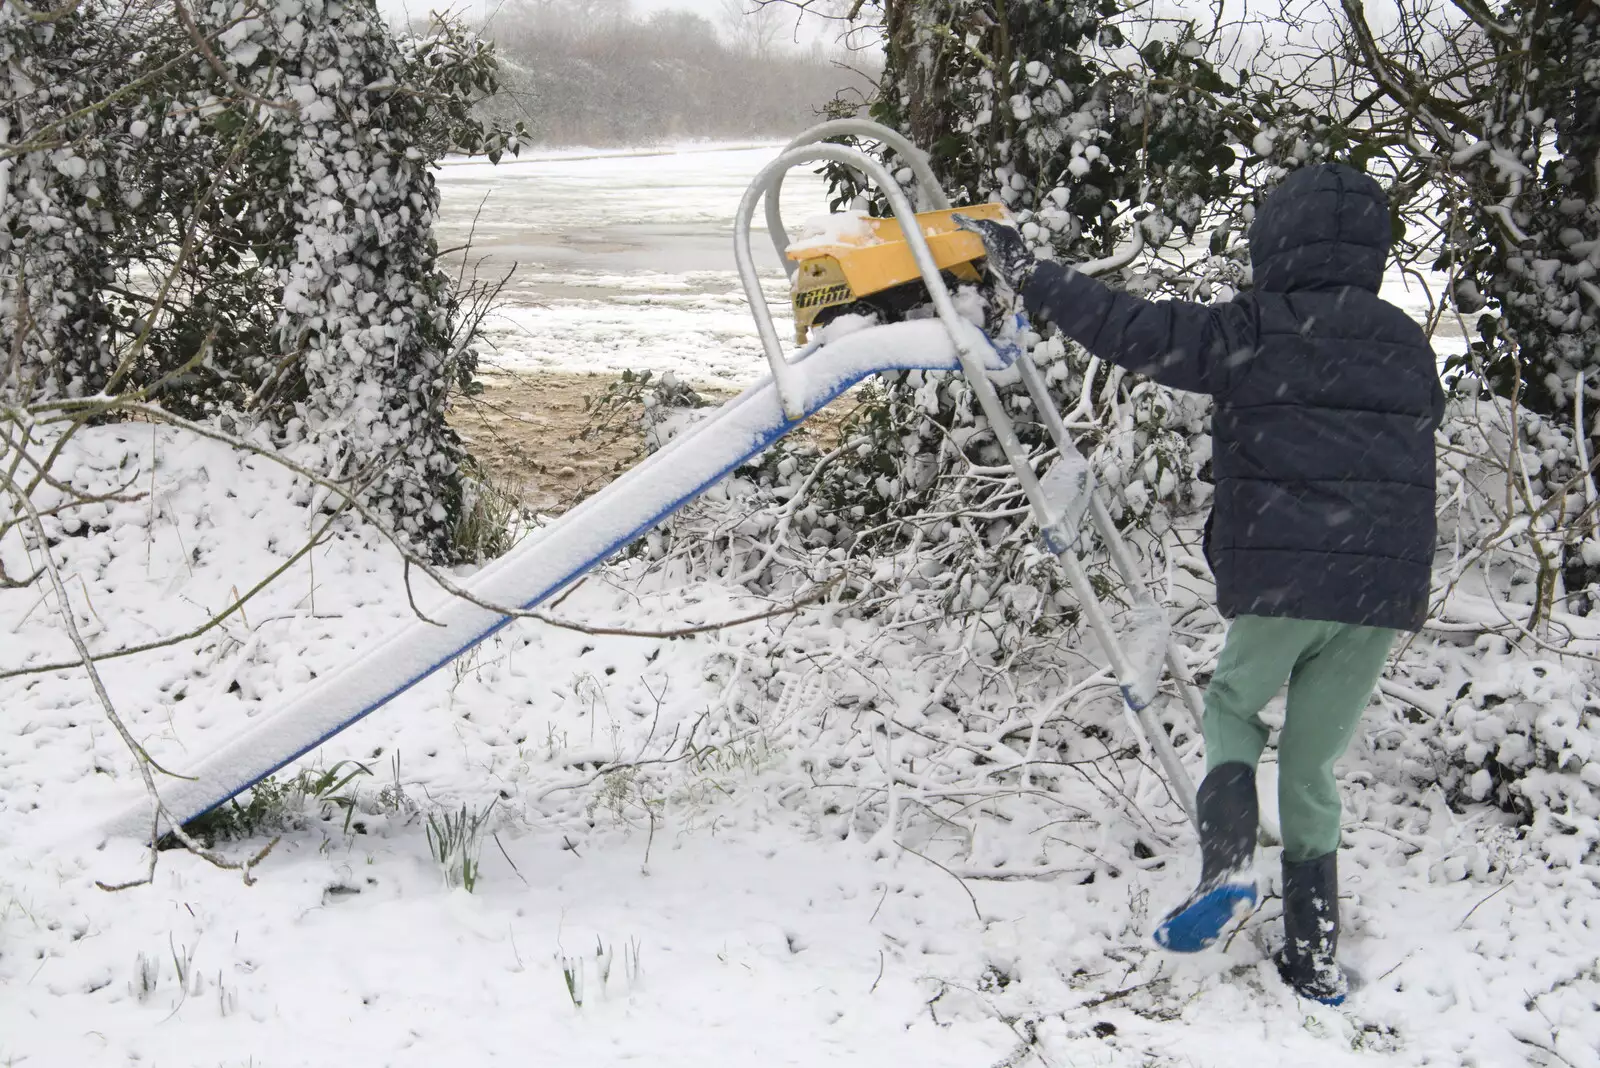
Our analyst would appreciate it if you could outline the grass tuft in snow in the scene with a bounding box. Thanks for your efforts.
[174,760,374,847]
[425,798,498,892]
[559,954,584,1008]
[451,465,531,563]
[558,935,642,1009]
[130,936,204,1009]
[132,951,160,1003]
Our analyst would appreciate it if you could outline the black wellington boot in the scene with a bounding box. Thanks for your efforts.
[1154,762,1259,953]
[1275,850,1348,1005]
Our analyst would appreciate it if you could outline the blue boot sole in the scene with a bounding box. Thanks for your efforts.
[1154,883,1257,953]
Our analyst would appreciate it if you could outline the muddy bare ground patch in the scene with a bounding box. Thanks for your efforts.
[451,368,852,513]
[449,368,674,512]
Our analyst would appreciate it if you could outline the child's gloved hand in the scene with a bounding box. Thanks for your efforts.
[952,214,1037,298]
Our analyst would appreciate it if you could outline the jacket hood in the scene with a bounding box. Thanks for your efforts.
[1248,163,1391,293]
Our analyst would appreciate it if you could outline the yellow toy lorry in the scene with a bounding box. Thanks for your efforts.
[786,203,1009,344]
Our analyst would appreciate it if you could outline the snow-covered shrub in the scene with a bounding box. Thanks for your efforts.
[1342,1,1600,616]
[1405,391,1600,867]
[574,369,712,485]
[1432,385,1600,634]
[2,0,521,561]
[1434,648,1600,867]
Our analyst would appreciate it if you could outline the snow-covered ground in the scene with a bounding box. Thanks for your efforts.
[6,420,1596,1067]
[1,147,1590,1067]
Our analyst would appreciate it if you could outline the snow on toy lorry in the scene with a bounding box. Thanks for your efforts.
[787,202,1008,343]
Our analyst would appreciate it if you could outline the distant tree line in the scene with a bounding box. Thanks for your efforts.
[467,0,876,145]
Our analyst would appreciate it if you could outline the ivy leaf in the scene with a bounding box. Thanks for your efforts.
[1348,141,1385,172]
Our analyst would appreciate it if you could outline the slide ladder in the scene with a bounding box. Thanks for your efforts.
[101,123,1201,839]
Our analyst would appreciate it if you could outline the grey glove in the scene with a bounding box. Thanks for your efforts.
[953,214,1036,296]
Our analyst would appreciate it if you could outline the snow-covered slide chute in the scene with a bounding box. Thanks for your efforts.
[97,320,1007,839]
[101,121,1204,840]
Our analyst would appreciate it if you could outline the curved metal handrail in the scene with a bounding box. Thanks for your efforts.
[761,119,951,280]
[733,143,961,420]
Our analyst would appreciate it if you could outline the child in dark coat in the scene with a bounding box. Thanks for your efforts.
[959,163,1443,1004]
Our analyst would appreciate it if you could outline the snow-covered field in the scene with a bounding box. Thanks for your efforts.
[434,145,1464,385]
[434,145,823,384]
[2,147,1592,1067]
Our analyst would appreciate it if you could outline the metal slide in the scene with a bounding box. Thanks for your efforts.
[100,122,1199,840]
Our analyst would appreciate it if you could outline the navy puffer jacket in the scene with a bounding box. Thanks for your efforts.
[1021,163,1443,632]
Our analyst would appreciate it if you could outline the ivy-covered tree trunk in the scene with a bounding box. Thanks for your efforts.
[0,2,117,400]
[198,0,504,558]
[880,0,955,155]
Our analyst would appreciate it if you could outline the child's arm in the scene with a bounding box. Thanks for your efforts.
[954,215,1248,396]
[1021,261,1242,397]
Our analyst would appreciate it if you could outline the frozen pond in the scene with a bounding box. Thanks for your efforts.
[435,145,1462,386]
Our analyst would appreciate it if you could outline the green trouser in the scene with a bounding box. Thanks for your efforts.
[1203,614,1397,863]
